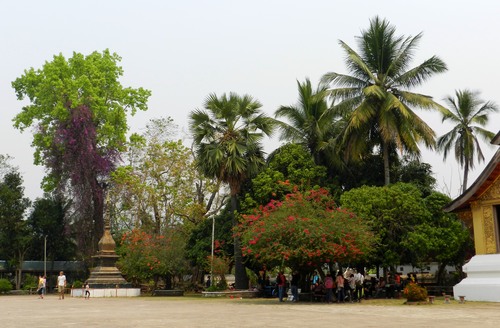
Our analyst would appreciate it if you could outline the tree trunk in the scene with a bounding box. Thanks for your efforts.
[165,273,172,289]
[462,163,469,194]
[153,275,159,290]
[15,249,27,290]
[231,194,248,290]
[153,202,161,235]
[436,263,447,286]
[383,142,391,185]
[15,268,22,290]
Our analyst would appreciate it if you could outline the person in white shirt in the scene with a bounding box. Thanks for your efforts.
[354,270,364,302]
[85,282,90,299]
[57,271,66,300]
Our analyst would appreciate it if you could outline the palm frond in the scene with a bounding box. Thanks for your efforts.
[396,56,447,89]
[398,91,441,110]
[339,40,375,82]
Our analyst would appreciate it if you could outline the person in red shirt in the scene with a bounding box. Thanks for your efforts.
[394,272,402,298]
[335,272,345,303]
[276,272,287,302]
[324,273,335,303]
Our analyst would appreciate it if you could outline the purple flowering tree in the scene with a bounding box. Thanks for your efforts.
[12,50,151,257]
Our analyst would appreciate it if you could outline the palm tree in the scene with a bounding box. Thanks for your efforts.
[437,89,498,193]
[321,16,447,185]
[275,78,341,169]
[189,92,275,289]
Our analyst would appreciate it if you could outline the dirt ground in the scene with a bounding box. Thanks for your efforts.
[2,295,500,328]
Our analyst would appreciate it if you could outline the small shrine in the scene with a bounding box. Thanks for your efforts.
[444,131,500,302]
[85,224,132,289]
[71,195,140,297]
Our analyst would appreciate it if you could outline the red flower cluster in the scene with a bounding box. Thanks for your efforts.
[237,187,373,269]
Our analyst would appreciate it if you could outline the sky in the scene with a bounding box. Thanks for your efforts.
[1,0,499,201]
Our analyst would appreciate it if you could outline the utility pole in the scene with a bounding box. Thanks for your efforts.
[44,235,47,277]
[210,216,215,286]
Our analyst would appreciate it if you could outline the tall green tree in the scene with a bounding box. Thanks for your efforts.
[189,92,275,289]
[112,117,226,286]
[0,171,31,289]
[394,158,436,197]
[111,117,224,233]
[402,192,472,284]
[12,50,151,256]
[437,89,498,193]
[186,205,234,286]
[27,196,77,262]
[241,143,328,211]
[340,183,430,269]
[322,16,447,185]
[275,79,339,168]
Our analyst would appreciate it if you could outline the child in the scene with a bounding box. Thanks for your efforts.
[37,275,46,299]
[85,283,90,299]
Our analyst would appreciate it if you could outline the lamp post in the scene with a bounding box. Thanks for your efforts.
[44,235,47,277]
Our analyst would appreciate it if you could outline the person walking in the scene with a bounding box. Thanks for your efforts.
[85,282,90,299]
[290,271,300,302]
[37,275,46,299]
[354,270,364,302]
[57,271,66,300]
[276,272,287,302]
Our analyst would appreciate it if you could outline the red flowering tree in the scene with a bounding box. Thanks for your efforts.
[117,228,188,289]
[237,187,374,272]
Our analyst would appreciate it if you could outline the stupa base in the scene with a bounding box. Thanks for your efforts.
[71,287,141,298]
[454,254,500,302]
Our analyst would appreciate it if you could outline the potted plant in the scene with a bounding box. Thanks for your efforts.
[403,283,428,304]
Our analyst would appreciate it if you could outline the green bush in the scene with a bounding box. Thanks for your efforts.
[205,279,228,292]
[0,278,13,294]
[72,280,83,288]
[22,274,38,290]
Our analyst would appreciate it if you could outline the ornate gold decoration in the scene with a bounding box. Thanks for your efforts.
[483,206,497,254]
[478,177,500,201]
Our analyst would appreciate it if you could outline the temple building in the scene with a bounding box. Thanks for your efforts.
[444,131,500,301]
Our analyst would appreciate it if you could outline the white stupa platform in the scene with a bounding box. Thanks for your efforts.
[454,254,500,302]
[71,288,140,298]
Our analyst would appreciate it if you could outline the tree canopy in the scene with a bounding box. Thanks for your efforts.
[117,228,189,289]
[0,171,31,289]
[341,183,430,268]
[340,183,472,275]
[189,92,275,289]
[274,79,339,169]
[12,49,151,168]
[241,143,328,211]
[11,50,151,257]
[238,187,374,273]
[437,89,498,193]
[322,16,447,185]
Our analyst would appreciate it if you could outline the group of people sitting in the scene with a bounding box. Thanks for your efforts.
[311,270,365,303]
[310,270,412,303]
[262,268,417,303]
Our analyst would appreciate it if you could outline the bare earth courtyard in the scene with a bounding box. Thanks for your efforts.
[2,295,500,327]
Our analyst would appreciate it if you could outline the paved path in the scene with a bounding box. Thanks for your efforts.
[2,295,500,327]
